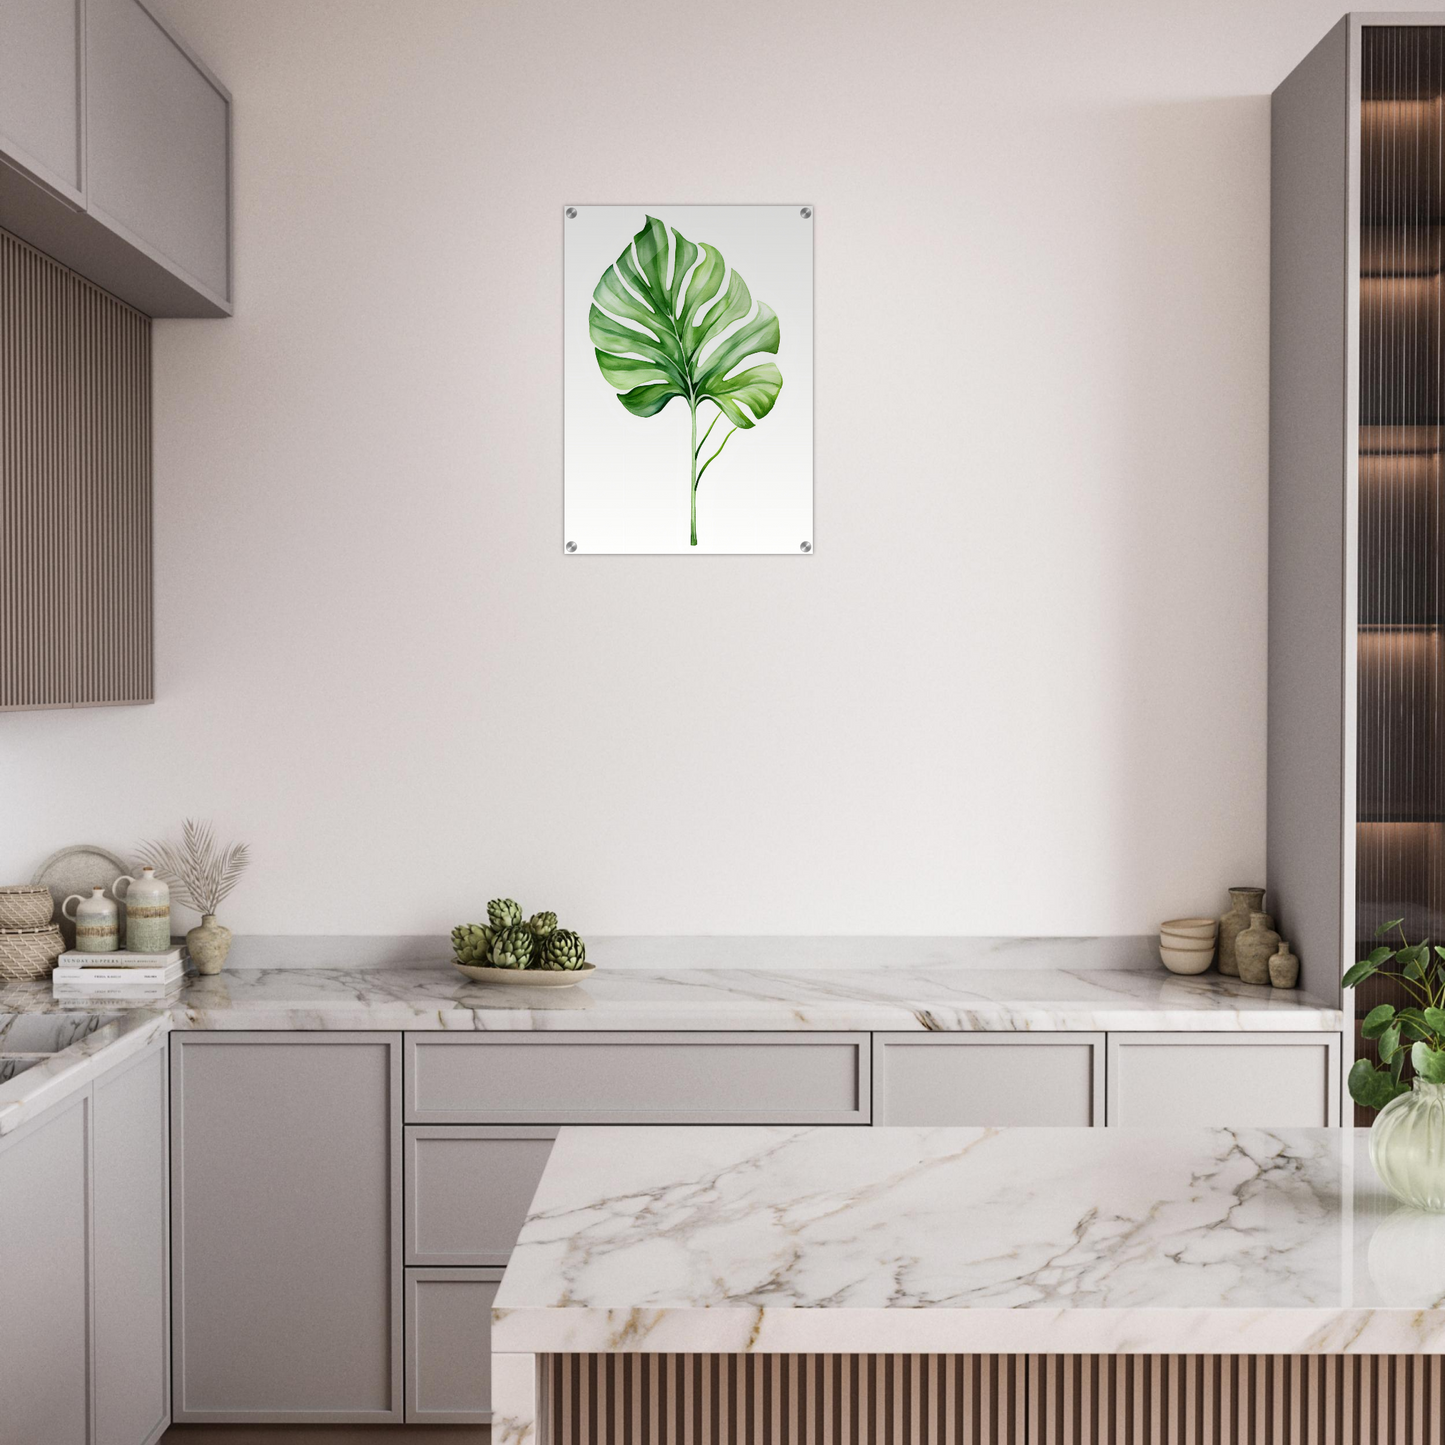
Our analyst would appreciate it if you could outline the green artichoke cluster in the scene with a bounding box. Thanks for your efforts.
[451,899,588,972]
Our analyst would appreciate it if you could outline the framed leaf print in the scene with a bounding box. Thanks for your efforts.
[563,205,814,554]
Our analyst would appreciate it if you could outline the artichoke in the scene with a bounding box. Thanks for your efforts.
[491,924,535,969]
[487,897,523,929]
[543,929,587,971]
[451,923,496,966]
[528,911,558,939]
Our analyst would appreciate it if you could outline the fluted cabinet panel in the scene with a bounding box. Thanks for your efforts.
[540,1355,1445,1445]
[0,226,152,709]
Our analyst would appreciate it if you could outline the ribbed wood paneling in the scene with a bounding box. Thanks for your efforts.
[544,1356,1445,1445]
[0,226,151,710]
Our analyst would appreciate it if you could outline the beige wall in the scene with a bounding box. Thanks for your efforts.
[0,0,1355,937]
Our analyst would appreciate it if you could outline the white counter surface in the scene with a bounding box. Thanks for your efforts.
[492,1125,1443,1358]
[0,963,1341,1032]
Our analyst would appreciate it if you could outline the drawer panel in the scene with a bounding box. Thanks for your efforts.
[1105,1032,1341,1127]
[405,1126,556,1266]
[403,1032,870,1125]
[404,1268,501,1425]
[874,1033,1104,1126]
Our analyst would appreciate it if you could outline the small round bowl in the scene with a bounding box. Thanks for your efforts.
[1160,929,1216,949]
[0,884,55,930]
[1160,917,1218,940]
[1160,941,1215,974]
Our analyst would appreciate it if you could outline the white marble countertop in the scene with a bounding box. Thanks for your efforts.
[0,964,1342,1033]
[492,1125,1445,1357]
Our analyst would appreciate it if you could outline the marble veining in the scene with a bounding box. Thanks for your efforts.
[492,1125,1445,1356]
[0,965,1342,1033]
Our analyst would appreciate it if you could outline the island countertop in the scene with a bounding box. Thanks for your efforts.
[491,1125,1444,1357]
[0,964,1342,1033]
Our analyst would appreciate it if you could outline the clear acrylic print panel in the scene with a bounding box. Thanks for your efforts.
[563,205,814,555]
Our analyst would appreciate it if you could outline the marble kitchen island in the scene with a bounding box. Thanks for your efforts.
[492,1125,1445,1445]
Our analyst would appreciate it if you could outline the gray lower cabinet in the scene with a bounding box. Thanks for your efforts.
[0,1026,169,1445]
[405,1268,502,1424]
[0,1087,90,1443]
[405,1125,557,1266]
[405,1032,871,1124]
[170,1032,403,1424]
[873,1033,1104,1126]
[1106,1032,1341,1127]
[93,1039,170,1445]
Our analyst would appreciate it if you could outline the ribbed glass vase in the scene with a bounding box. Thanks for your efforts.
[1371,1080,1445,1212]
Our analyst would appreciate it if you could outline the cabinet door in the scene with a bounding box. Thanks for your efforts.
[1106,1032,1341,1127]
[405,1126,556,1266]
[404,1269,501,1424]
[93,1034,169,1445]
[171,1032,403,1424]
[0,1090,90,1444]
[85,0,231,306]
[874,1033,1104,1126]
[0,0,84,202]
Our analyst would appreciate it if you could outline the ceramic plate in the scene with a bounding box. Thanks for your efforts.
[452,961,595,988]
[32,845,133,949]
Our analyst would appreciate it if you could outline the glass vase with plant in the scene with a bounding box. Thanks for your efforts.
[1344,917,1445,1210]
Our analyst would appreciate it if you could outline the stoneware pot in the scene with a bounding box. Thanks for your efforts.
[1269,941,1300,989]
[1234,912,1281,985]
[187,914,232,974]
[1372,1079,1445,1212]
[1218,887,1265,977]
[112,866,170,954]
[61,885,120,953]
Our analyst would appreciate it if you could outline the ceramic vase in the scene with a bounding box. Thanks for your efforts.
[1218,887,1266,977]
[113,866,170,954]
[1234,912,1281,985]
[1371,1080,1445,1212]
[187,914,232,974]
[61,885,120,953]
[1269,941,1300,989]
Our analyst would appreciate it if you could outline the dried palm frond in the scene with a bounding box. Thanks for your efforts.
[136,818,251,916]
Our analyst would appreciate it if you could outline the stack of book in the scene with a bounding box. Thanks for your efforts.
[52,946,189,1001]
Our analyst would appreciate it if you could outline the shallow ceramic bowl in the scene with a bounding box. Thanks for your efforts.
[0,884,55,929]
[1159,917,1218,940]
[1160,942,1214,974]
[452,960,595,988]
[1159,929,1216,949]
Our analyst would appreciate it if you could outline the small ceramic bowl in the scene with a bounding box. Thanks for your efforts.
[1160,917,1218,940]
[0,884,55,930]
[1160,929,1216,949]
[1160,941,1215,974]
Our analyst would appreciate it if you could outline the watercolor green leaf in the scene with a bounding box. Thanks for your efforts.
[591,214,783,546]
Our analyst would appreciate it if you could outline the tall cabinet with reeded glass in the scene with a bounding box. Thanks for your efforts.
[1271,15,1445,1122]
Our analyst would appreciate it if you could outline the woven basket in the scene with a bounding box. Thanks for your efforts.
[0,924,64,982]
[0,884,55,930]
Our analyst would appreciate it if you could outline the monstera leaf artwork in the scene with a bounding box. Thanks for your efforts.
[591,215,783,546]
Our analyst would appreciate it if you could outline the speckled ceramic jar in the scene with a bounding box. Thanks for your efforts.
[187,914,232,974]
[1269,941,1300,989]
[1235,912,1281,986]
[113,866,170,954]
[61,885,120,953]
[1218,887,1266,977]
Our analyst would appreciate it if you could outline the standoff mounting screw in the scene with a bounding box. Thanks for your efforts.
[566,207,578,219]
[800,541,812,552]
[800,207,812,218]
[566,540,578,552]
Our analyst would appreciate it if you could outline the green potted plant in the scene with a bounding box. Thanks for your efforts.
[1344,918,1445,1210]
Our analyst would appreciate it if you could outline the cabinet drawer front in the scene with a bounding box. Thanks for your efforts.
[405,1126,556,1266]
[404,1269,502,1424]
[1105,1033,1341,1127]
[404,1033,870,1124]
[875,1033,1104,1126]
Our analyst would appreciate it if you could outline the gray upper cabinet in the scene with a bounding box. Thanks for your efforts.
[171,1032,403,1425]
[0,0,84,202]
[0,0,231,317]
[85,0,230,305]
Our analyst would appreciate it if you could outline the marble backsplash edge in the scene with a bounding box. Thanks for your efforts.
[221,934,1161,971]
